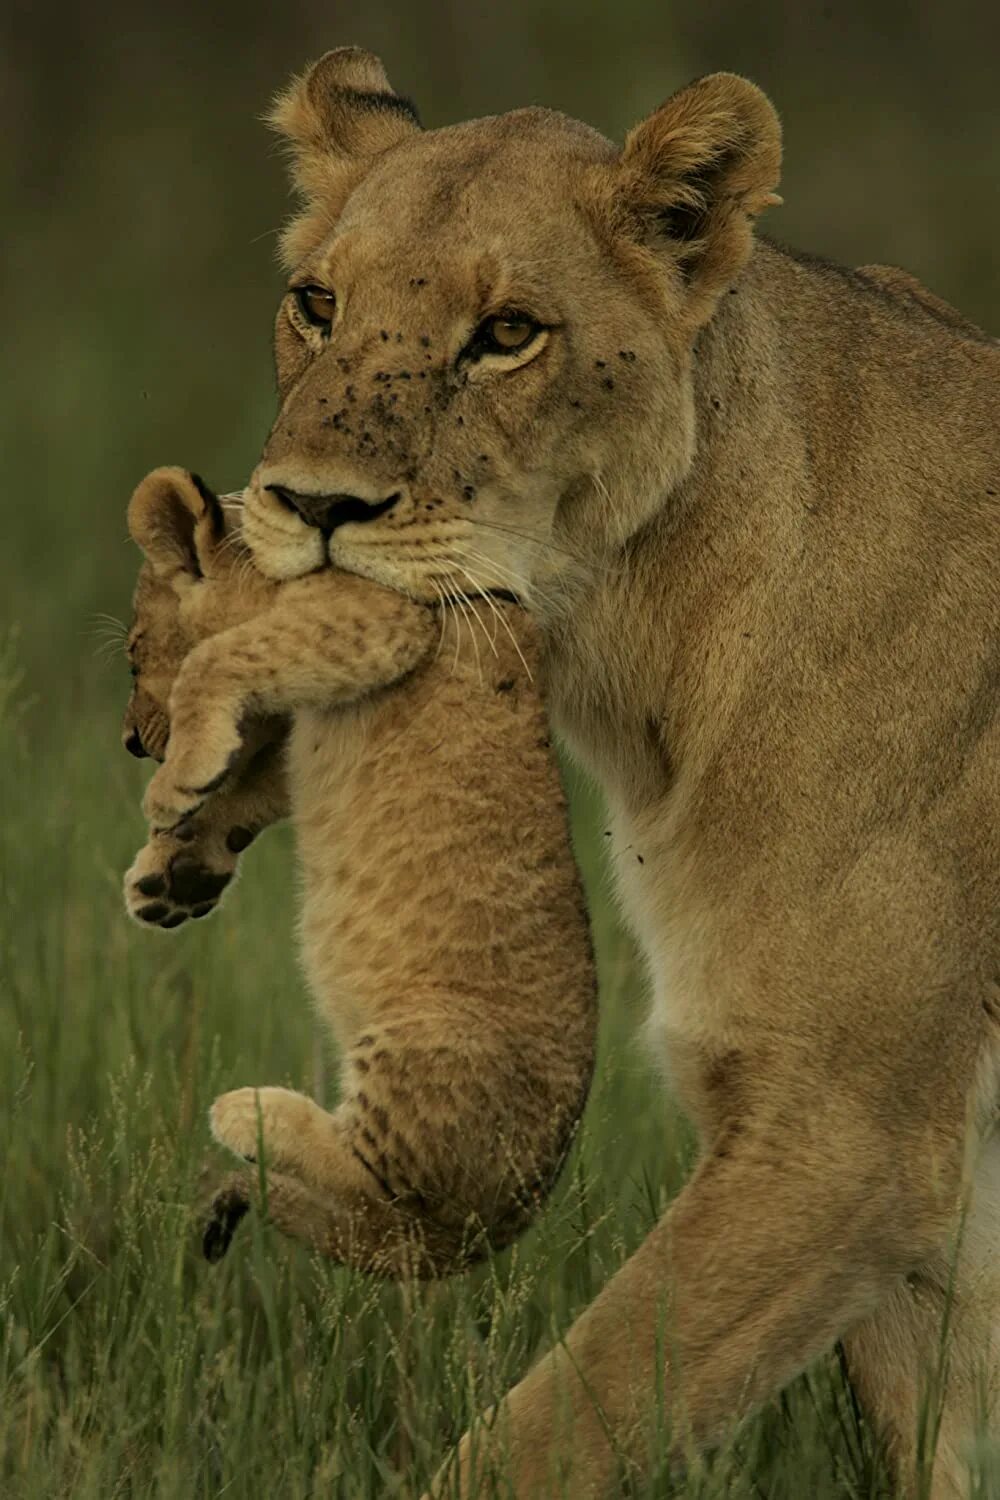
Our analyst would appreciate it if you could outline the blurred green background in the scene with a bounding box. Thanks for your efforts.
[1,3,998,1494]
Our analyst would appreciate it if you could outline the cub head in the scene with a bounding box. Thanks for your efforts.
[122,467,273,760]
[243,48,781,610]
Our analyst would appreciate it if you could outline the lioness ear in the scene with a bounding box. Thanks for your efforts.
[269,48,421,265]
[127,467,224,584]
[616,73,781,324]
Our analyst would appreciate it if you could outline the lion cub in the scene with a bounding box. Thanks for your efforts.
[123,467,596,1274]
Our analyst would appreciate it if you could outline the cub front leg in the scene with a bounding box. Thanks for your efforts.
[144,573,434,830]
[126,736,289,927]
[142,658,248,831]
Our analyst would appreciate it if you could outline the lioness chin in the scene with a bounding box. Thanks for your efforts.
[148,47,997,1500]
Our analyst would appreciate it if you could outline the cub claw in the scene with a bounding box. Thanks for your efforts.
[202,1185,250,1263]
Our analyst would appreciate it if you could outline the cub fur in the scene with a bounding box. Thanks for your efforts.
[123,465,597,1274]
[122,485,289,926]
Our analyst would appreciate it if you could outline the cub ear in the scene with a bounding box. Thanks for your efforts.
[127,467,225,583]
[616,73,782,324]
[268,47,421,262]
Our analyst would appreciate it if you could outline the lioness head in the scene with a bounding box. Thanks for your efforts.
[243,49,781,607]
[122,467,273,760]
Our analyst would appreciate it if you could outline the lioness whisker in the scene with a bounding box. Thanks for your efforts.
[215,529,251,563]
[443,572,468,678]
[429,579,449,664]
[449,580,485,686]
[450,572,486,685]
[449,556,534,683]
[450,562,502,658]
[469,517,594,570]
[453,544,558,618]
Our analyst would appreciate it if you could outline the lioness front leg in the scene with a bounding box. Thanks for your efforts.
[143,574,434,830]
[433,1071,968,1499]
[842,1127,1000,1500]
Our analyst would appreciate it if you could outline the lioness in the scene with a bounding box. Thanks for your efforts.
[122,466,596,1273]
[230,48,1000,1499]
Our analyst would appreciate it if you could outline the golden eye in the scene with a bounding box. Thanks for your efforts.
[469,313,542,359]
[489,317,536,350]
[293,284,336,331]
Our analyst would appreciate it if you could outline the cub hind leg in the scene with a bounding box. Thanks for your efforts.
[204,1082,490,1276]
[205,1014,585,1275]
[202,1161,451,1275]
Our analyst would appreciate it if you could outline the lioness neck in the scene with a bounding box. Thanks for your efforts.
[548,237,999,820]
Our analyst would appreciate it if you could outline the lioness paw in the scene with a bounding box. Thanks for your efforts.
[209,1086,330,1173]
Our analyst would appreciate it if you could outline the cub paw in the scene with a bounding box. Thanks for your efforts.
[124,828,237,929]
[202,1177,251,1263]
[209,1086,327,1173]
[200,1166,321,1264]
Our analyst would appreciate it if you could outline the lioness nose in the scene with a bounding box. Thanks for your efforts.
[124,726,148,759]
[266,485,399,535]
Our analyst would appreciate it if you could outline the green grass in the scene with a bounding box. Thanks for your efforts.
[0,634,926,1500]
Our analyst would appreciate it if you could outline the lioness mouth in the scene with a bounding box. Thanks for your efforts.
[441,587,521,607]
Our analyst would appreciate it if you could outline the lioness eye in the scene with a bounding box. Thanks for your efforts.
[294,284,336,331]
[489,317,535,349]
[470,313,542,359]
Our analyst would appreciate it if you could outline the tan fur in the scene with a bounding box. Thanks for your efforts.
[856,262,998,344]
[122,475,290,923]
[232,52,1000,1498]
[122,466,596,1274]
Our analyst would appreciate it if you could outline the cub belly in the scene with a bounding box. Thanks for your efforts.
[288,680,491,1049]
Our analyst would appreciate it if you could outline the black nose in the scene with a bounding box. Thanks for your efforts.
[266,485,399,535]
[124,726,148,759]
